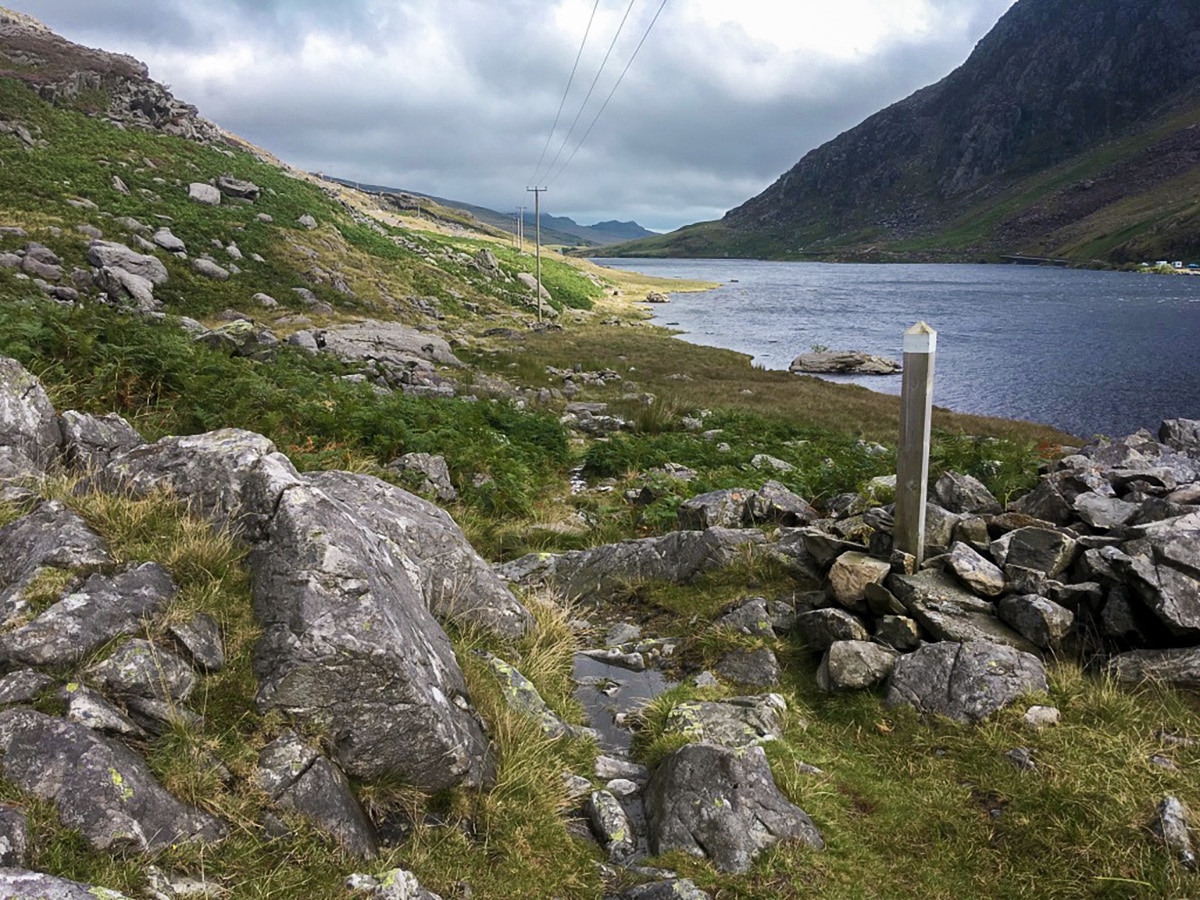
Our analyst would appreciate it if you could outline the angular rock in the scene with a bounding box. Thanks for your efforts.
[946,541,1006,597]
[0,870,135,899]
[250,481,492,789]
[662,694,787,748]
[997,595,1074,649]
[58,410,143,471]
[715,647,780,687]
[678,488,753,530]
[890,570,1037,652]
[169,613,225,673]
[0,670,55,707]
[746,480,818,526]
[499,529,766,600]
[934,472,1001,515]
[100,428,303,540]
[621,880,711,900]
[1126,529,1200,637]
[817,640,900,692]
[993,527,1076,577]
[886,640,1048,723]
[1107,647,1200,688]
[258,731,378,859]
[1160,419,1200,456]
[795,607,870,651]
[828,551,891,612]
[320,319,462,369]
[644,742,823,873]
[86,240,168,284]
[88,638,197,702]
[923,503,963,557]
[307,471,531,638]
[188,182,221,205]
[1154,796,1196,869]
[874,615,921,651]
[97,265,159,310]
[216,175,261,201]
[483,654,591,740]
[151,228,186,253]
[0,356,60,469]
[0,805,28,867]
[61,683,145,738]
[789,350,899,375]
[715,596,775,638]
[586,790,636,863]
[388,452,458,503]
[0,563,176,668]
[0,709,225,853]
[1073,492,1140,529]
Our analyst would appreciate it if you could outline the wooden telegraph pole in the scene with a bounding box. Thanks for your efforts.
[894,322,937,567]
[527,187,545,323]
[517,206,526,252]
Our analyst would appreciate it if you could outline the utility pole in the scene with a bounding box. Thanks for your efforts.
[517,206,526,252]
[526,187,545,323]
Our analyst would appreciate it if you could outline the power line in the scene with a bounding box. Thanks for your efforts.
[533,0,639,189]
[549,0,672,188]
[528,0,602,188]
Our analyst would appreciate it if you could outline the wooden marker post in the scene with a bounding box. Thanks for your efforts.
[894,321,937,567]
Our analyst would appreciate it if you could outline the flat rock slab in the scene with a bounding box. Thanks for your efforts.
[0,709,225,853]
[789,350,900,375]
[644,742,823,873]
[662,694,787,747]
[886,640,1048,723]
[0,563,177,668]
[890,570,1037,653]
[498,528,766,600]
[320,320,462,368]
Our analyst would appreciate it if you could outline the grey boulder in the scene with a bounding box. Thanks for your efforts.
[0,356,60,470]
[644,742,823,873]
[0,870,135,900]
[890,570,1037,653]
[817,640,900,692]
[661,694,788,748]
[59,410,143,471]
[886,640,1048,723]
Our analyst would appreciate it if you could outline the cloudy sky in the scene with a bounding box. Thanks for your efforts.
[17,0,1017,231]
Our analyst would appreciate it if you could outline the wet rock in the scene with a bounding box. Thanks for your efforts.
[661,694,787,747]
[586,790,636,863]
[997,594,1074,649]
[886,640,1048,723]
[0,563,176,667]
[258,731,378,859]
[0,708,225,853]
[644,742,823,874]
[817,640,900,692]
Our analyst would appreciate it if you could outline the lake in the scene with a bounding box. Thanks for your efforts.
[592,259,1200,439]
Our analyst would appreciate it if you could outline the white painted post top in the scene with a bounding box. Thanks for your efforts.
[903,321,938,354]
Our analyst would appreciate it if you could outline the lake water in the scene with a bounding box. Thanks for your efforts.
[593,259,1200,439]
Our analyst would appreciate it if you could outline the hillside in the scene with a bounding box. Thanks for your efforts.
[599,0,1200,264]
[326,177,657,248]
[4,9,1200,900]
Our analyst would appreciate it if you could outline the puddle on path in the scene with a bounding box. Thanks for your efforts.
[573,654,676,756]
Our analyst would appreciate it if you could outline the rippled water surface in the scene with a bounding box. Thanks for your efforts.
[593,259,1200,438]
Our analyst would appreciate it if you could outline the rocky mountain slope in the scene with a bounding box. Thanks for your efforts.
[600,0,1200,263]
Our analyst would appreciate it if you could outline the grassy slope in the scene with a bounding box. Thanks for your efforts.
[0,71,1197,900]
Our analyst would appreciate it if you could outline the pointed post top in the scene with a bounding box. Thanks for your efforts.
[903,321,937,354]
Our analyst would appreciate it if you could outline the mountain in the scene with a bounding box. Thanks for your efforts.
[599,0,1200,264]
[326,177,656,247]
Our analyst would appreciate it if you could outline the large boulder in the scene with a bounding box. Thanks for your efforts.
[99,428,303,540]
[0,709,225,853]
[644,742,823,873]
[58,410,143,472]
[1160,419,1200,456]
[308,471,531,638]
[1125,528,1200,637]
[817,640,900,692]
[0,357,60,470]
[319,320,463,369]
[498,528,766,600]
[827,551,891,611]
[249,481,493,790]
[933,472,1001,515]
[678,488,753,530]
[789,350,900,375]
[85,240,168,284]
[886,640,1048,723]
[946,541,1006,597]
